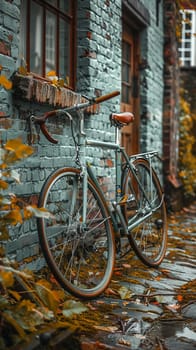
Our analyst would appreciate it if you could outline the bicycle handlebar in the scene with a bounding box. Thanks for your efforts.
[93,90,120,104]
[32,90,120,144]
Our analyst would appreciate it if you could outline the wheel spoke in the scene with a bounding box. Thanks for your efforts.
[122,158,167,266]
[37,168,115,298]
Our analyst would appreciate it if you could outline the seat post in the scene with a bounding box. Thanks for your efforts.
[115,126,121,146]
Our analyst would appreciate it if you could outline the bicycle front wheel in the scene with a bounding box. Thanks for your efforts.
[122,158,167,267]
[37,167,115,299]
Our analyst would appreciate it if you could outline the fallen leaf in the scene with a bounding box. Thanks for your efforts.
[177,295,183,302]
[122,264,131,269]
[94,325,118,333]
[118,337,131,346]
[165,304,180,312]
[62,300,88,317]
[104,288,119,296]
[95,300,105,305]
[118,286,133,300]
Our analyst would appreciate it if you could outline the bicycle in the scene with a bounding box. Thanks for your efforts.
[31,91,167,299]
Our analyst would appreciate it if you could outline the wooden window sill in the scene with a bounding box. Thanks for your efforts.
[12,73,82,107]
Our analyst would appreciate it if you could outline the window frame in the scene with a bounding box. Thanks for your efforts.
[22,0,76,90]
[179,10,196,67]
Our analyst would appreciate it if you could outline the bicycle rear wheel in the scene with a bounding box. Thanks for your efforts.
[122,158,167,267]
[37,167,115,299]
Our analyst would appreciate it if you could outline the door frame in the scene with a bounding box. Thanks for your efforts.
[121,21,140,156]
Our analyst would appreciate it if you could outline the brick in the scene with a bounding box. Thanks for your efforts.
[0,40,10,55]
[2,0,174,263]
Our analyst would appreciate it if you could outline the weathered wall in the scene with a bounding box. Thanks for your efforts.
[0,0,168,265]
[0,0,20,116]
[0,0,122,265]
[76,0,121,182]
[139,0,164,159]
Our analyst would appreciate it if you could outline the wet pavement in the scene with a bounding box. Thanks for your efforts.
[7,204,196,350]
[77,204,196,350]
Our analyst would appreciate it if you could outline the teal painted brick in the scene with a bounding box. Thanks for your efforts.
[11,45,19,60]
[4,14,20,32]
[0,54,16,78]
[0,88,9,102]
[0,0,20,20]
[1,0,165,263]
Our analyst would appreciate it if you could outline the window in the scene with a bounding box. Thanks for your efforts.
[20,0,76,89]
[122,40,132,104]
[178,10,196,67]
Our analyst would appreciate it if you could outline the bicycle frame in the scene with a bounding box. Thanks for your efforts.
[74,109,162,238]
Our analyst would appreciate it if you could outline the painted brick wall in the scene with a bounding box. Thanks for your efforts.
[76,0,121,201]
[0,0,122,266]
[0,0,20,115]
[139,0,164,177]
[0,0,167,265]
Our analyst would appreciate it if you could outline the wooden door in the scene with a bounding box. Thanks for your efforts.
[121,25,140,155]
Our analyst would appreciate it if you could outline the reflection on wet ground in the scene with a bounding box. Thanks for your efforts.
[79,206,196,350]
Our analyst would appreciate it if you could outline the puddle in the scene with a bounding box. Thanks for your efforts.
[160,321,196,340]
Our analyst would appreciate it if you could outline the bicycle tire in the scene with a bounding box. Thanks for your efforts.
[122,158,167,267]
[37,167,115,299]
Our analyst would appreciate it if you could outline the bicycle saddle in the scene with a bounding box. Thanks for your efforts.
[110,112,134,128]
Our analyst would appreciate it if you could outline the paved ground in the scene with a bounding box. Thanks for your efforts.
[77,204,196,350]
[9,204,196,350]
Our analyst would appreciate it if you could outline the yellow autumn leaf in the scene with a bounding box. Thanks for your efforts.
[18,65,28,76]
[0,75,12,90]
[0,270,14,288]
[5,137,26,151]
[46,70,57,77]
[5,138,33,160]
[4,209,23,225]
[2,312,26,338]
[23,207,33,220]
[17,299,36,312]
[0,179,8,189]
[9,290,22,301]
[36,282,59,312]
[51,78,58,86]
[58,78,65,87]
[0,228,9,241]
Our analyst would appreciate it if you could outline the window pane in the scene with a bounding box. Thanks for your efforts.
[123,41,131,62]
[30,2,43,74]
[20,0,75,88]
[60,0,71,13]
[185,42,191,48]
[186,12,192,21]
[185,51,191,57]
[122,84,131,104]
[185,22,191,30]
[185,32,191,39]
[184,60,191,66]
[59,18,70,81]
[46,11,57,74]
[45,0,57,6]
[122,63,130,83]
